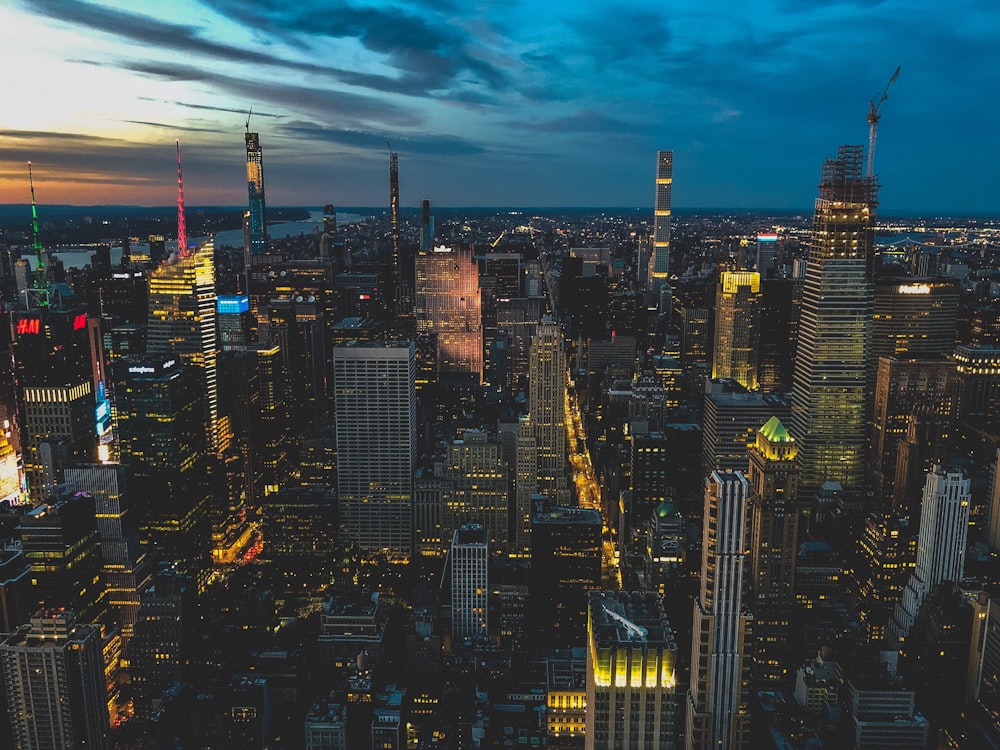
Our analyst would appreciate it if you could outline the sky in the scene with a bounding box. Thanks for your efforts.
[0,0,998,212]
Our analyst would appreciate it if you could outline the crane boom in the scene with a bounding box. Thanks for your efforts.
[866,65,900,178]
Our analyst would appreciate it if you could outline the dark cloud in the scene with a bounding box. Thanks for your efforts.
[508,110,645,135]
[116,60,420,129]
[277,121,487,157]
[122,120,225,134]
[0,129,124,143]
[204,0,512,99]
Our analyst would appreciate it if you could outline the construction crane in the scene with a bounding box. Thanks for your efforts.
[866,65,900,179]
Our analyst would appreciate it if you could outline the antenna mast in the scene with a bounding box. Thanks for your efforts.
[27,162,49,308]
[176,140,188,257]
[866,66,900,179]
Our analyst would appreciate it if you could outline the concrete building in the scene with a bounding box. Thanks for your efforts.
[450,524,489,642]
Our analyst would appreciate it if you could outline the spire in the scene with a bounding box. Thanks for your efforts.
[176,140,187,258]
[27,162,49,308]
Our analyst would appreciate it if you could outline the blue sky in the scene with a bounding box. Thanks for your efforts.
[0,0,997,211]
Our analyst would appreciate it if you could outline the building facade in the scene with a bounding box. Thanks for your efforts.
[712,271,761,391]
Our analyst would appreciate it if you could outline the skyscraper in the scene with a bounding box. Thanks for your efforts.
[890,466,971,643]
[747,417,800,684]
[687,471,752,750]
[332,342,416,559]
[712,271,761,390]
[146,239,223,452]
[414,244,483,383]
[528,317,569,504]
[437,429,509,552]
[586,591,678,750]
[1,610,110,750]
[791,145,876,494]
[450,523,489,642]
[245,127,267,255]
[648,150,672,291]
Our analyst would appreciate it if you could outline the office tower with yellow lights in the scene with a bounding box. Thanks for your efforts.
[712,271,761,390]
[332,342,416,560]
[648,150,673,291]
[438,428,509,553]
[529,317,570,505]
[146,239,225,453]
[414,244,483,384]
[791,145,876,494]
[686,471,752,750]
[747,417,800,685]
[586,591,678,750]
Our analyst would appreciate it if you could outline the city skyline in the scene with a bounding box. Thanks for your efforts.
[1,1,998,211]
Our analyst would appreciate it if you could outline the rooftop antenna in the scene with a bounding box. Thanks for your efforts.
[245,105,253,133]
[866,66,900,179]
[176,139,188,258]
[27,162,49,308]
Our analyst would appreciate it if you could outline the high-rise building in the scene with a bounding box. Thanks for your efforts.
[10,307,97,501]
[64,464,147,637]
[747,417,800,685]
[855,514,916,643]
[757,277,799,393]
[687,471,752,750]
[890,466,970,643]
[648,150,672,291]
[871,276,958,365]
[966,592,1000,745]
[528,317,569,504]
[245,128,267,256]
[20,490,104,623]
[702,379,791,476]
[955,344,1000,431]
[586,591,678,750]
[1,610,109,750]
[712,271,761,390]
[414,244,483,383]
[146,240,223,452]
[791,145,876,494]
[0,541,31,632]
[450,523,489,642]
[868,355,959,509]
[988,449,1000,554]
[437,429,509,552]
[531,505,602,647]
[114,357,210,586]
[332,342,416,559]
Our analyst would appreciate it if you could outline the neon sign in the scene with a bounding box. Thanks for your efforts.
[73,314,87,331]
[16,318,40,335]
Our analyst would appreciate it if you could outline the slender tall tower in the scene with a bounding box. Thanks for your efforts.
[245,116,268,256]
[791,145,876,494]
[648,150,672,291]
[890,466,970,643]
[747,417,799,684]
[712,270,762,390]
[388,145,400,301]
[529,317,569,504]
[26,162,49,307]
[176,140,187,257]
[687,471,752,750]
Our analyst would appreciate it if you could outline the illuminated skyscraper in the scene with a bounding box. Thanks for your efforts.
[791,145,876,494]
[414,245,483,383]
[245,128,267,255]
[332,342,416,559]
[528,317,569,504]
[712,271,761,390]
[586,591,678,750]
[747,417,799,684]
[147,240,223,453]
[648,150,672,291]
[687,471,752,750]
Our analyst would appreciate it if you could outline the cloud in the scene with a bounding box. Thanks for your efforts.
[122,120,224,134]
[508,110,644,135]
[277,121,487,156]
